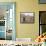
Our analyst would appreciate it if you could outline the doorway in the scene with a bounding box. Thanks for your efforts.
[39,11,46,35]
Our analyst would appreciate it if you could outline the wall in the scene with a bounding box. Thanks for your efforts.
[0,0,46,40]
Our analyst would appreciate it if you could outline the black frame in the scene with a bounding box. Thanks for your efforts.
[20,12,35,24]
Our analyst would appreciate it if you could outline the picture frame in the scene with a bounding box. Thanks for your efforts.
[39,0,46,4]
[20,12,34,23]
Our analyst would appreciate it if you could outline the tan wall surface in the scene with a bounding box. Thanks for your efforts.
[0,0,46,40]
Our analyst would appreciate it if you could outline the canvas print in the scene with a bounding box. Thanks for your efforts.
[20,12,34,23]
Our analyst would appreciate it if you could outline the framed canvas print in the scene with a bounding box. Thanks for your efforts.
[20,12,34,23]
[39,0,46,4]
[0,2,16,40]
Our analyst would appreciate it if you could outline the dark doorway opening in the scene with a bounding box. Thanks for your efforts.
[39,11,46,35]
